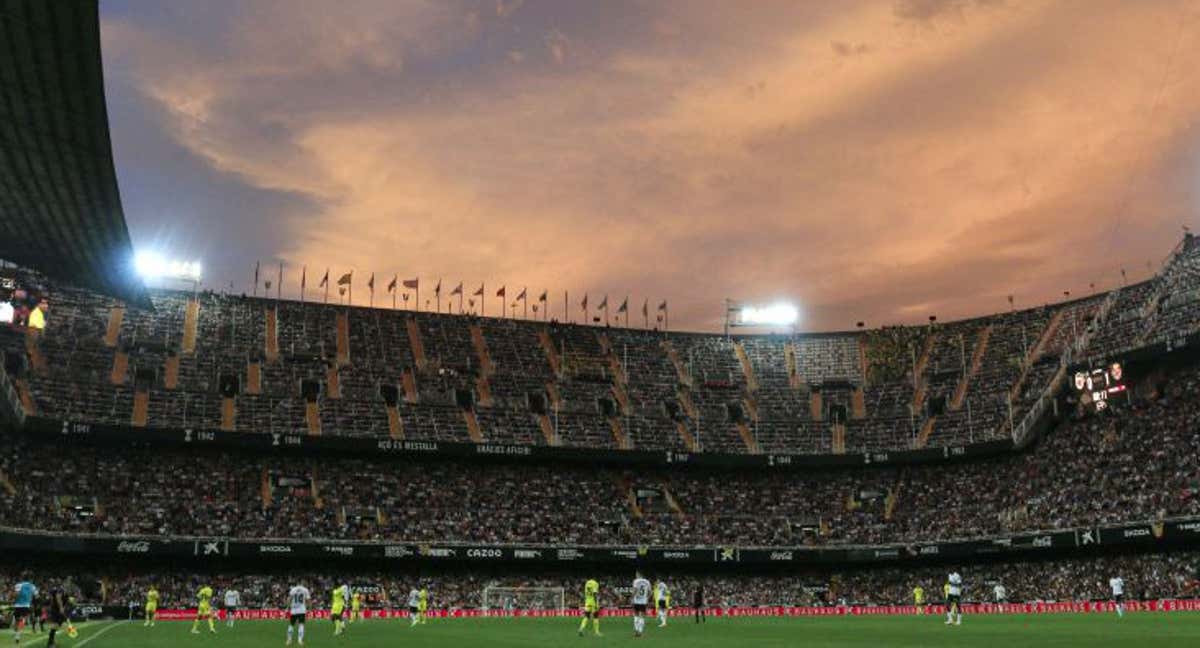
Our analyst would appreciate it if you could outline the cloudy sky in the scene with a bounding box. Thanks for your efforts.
[100,0,1200,331]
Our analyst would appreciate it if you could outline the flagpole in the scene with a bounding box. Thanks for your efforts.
[301,265,307,303]
[253,262,260,297]
[324,268,329,304]
[523,288,528,319]
[277,263,283,300]
[416,285,420,312]
[437,279,442,313]
[564,290,568,323]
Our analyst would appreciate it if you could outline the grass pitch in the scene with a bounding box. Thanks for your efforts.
[6,613,1200,647]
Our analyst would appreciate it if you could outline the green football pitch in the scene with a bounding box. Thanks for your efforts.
[6,614,1200,647]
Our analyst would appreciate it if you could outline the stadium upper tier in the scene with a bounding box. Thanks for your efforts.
[2,234,1199,454]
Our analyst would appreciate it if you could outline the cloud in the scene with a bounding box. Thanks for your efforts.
[100,0,1200,331]
[831,41,871,57]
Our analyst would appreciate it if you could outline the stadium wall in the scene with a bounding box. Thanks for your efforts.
[4,518,1199,569]
[33,417,1014,470]
[71,600,1200,622]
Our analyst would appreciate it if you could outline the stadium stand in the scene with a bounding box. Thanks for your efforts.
[4,256,1178,455]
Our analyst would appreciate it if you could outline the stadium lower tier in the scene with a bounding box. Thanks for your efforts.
[3,551,1200,611]
[3,380,1199,547]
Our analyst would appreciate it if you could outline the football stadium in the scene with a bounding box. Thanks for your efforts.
[3,1,1200,646]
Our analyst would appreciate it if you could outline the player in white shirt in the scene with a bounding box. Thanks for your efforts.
[993,584,1006,604]
[631,573,652,637]
[945,572,963,626]
[407,588,421,628]
[223,589,241,627]
[1109,576,1125,618]
[654,581,670,628]
[286,585,310,646]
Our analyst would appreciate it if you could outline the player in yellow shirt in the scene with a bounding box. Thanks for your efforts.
[577,579,602,637]
[191,585,216,634]
[144,587,160,627]
[331,585,348,636]
[349,591,363,624]
[913,586,925,615]
[418,588,429,625]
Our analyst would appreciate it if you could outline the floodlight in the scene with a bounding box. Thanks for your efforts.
[134,251,202,282]
[739,303,799,326]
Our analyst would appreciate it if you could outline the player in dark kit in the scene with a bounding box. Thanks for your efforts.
[693,585,705,624]
[45,584,77,647]
[32,592,46,635]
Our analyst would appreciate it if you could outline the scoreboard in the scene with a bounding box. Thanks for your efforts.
[1073,362,1126,411]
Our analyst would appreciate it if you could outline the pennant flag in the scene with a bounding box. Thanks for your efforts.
[435,279,442,296]
[474,284,485,297]
[264,280,272,291]
[367,273,375,292]
[598,295,608,310]
[496,286,506,298]
[581,294,588,310]
[320,269,329,287]
[658,300,668,311]
[338,287,346,296]
[337,272,352,286]
[538,290,547,302]
[403,278,419,289]
[516,287,527,301]
[468,298,476,308]
[617,297,628,313]
[451,282,464,296]
[387,275,398,293]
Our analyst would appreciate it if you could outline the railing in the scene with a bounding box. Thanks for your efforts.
[0,359,24,427]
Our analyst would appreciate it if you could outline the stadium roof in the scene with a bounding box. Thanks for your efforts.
[0,0,148,307]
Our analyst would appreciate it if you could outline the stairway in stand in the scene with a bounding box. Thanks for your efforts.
[131,391,149,427]
[463,410,484,443]
[305,401,322,435]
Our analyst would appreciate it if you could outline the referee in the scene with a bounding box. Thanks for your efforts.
[693,584,705,624]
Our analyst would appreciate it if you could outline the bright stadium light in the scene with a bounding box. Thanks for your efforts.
[725,299,801,334]
[135,251,202,282]
[740,303,799,326]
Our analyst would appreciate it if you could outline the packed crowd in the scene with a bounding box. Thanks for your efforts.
[2,357,1198,547]
[14,235,1199,459]
[2,551,1198,610]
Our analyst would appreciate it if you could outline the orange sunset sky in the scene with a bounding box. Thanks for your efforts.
[101,0,1200,331]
